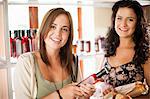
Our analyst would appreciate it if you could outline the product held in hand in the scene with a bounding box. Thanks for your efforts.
[77,66,110,86]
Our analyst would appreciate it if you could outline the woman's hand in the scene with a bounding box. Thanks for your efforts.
[59,83,84,99]
[79,83,96,98]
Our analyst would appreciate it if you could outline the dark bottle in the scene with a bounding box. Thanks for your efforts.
[95,40,99,52]
[27,30,32,52]
[12,30,18,57]
[10,31,13,57]
[77,66,110,86]
[10,31,15,57]
[86,41,91,53]
[15,30,22,57]
[30,29,38,51]
[22,30,30,53]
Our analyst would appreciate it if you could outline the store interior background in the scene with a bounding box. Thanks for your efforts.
[0,0,150,99]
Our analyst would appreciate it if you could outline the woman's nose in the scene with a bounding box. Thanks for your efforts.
[121,20,127,27]
[55,28,61,36]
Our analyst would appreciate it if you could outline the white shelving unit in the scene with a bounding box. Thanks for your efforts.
[0,0,10,63]
[0,0,13,99]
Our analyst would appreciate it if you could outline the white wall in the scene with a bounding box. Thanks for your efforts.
[94,7,112,37]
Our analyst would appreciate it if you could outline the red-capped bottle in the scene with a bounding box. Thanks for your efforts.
[27,30,32,52]
[77,66,110,86]
[10,31,13,57]
[13,30,17,57]
[22,30,30,53]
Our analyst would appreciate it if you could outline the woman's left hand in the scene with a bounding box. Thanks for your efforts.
[79,83,96,98]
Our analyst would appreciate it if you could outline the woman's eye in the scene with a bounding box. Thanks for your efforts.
[129,18,134,21]
[117,17,121,20]
[61,28,69,33]
[51,25,56,29]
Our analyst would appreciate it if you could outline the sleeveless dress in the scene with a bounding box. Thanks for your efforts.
[102,59,144,87]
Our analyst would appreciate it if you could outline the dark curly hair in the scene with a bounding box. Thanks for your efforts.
[105,0,149,65]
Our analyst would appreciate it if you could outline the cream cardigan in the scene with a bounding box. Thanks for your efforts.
[14,52,82,99]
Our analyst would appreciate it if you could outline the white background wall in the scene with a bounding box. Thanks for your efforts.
[94,7,112,37]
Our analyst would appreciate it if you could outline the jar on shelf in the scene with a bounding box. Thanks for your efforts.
[85,40,91,53]
[95,40,99,52]
[78,40,84,52]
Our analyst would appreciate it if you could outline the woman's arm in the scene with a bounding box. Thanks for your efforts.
[42,83,84,99]
[42,91,61,99]
[143,58,150,86]
[14,53,35,99]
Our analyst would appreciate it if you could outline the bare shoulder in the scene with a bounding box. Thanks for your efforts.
[33,51,45,67]
[143,58,150,86]
[143,58,150,67]
[143,58,150,71]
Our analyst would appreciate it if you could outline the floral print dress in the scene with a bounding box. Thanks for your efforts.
[102,59,144,87]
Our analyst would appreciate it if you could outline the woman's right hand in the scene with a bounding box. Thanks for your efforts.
[59,83,84,99]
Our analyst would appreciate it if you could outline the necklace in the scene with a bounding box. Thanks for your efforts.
[53,67,63,99]
[53,67,64,90]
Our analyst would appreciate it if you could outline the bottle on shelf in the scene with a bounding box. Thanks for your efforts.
[79,40,84,52]
[9,30,16,58]
[100,37,105,50]
[85,40,91,53]
[98,36,102,53]
[95,39,99,53]
[22,30,30,53]
[15,30,22,57]
[30,29,38,51]
[94,35,106,53]
[77,40,84,55]
[27,29,32,52]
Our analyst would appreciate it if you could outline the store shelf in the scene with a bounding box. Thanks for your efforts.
[77,51,105,59]
[0,57,7,65]
[0,62,16,69]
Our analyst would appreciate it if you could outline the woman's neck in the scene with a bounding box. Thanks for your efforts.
[119,37,135,48]
[46,49,60,65]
